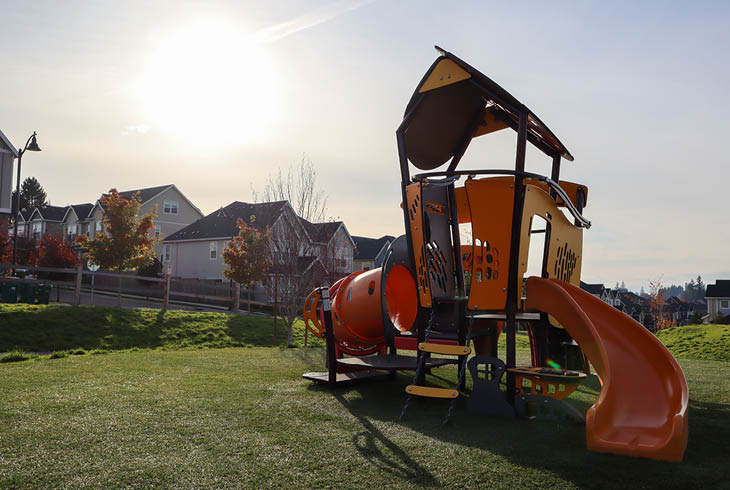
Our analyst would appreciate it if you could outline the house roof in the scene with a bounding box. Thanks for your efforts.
[115,184,173,203]
[580,281,604,295]
[353,235,395,261]
[63,203,94,222]
[164,201,288,242]
[299,219,343,244]
[30,205,67,222]
[99,184,203,218]
[706,280,730,298]
[16,209,32,222]
[0,128,18,157]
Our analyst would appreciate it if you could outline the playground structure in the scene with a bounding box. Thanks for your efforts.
[302,46,688,462]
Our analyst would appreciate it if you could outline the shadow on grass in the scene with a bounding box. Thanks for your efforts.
[309,371,730,489]
[334,392,440,487]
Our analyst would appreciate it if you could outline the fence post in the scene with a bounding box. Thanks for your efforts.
[233,282,240,313]
[163,273,170,311]
[73,263,82,306]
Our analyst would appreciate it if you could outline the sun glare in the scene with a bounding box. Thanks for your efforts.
[139,18,281,147]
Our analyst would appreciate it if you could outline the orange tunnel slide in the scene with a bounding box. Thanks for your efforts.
[525,277,688,462]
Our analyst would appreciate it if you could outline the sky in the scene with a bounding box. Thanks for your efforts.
[1,0,728,291]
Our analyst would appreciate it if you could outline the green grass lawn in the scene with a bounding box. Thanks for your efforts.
[2,306,729,488]
[1,348,728,489]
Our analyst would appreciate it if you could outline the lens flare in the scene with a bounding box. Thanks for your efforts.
[546,359,562,370]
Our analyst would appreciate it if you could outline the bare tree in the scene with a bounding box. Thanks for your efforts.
[254,154,327,223]
[254,155,328,347]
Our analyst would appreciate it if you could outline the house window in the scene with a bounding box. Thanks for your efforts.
[95,220,103,233]
[154,225,161,239]
[163,244,171,263]
[31,222,42,235]
[210,242,217,260]
[163,200,178,214]
[721,300,729,309]
[67,224,76,235]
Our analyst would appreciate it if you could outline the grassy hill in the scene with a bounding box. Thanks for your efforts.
[656,324,730,362]
[0,304,322,353]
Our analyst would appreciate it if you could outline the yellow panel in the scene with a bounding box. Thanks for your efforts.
[517,185,583,308]
[418,342,471,356]
[418,58,471,93]
[405,385,459,399]
[464,177,515,311]
[405,183,431,308]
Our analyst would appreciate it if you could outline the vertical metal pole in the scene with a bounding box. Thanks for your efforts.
[542,154,560,279]
[90,275,95,305]
[163,273,171,311]
[505,110,529,406]
[574,188,586,227]
[321,288,337,387]
[549,154,561,200]
[273,273,278,345]
[73,263,82,306]
[11,152,22,267]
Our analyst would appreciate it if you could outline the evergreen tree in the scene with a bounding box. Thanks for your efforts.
[20,177,49,210]
[696,275,705,298]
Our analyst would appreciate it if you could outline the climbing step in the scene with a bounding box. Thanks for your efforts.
[405,385,459,399]
[418,342,471,356]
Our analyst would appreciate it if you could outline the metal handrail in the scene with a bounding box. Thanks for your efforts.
[412,169,591,228]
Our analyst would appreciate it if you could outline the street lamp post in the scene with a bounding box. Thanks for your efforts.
[12,132,41,266]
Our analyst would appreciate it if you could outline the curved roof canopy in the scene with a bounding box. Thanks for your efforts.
[402,46,574,171]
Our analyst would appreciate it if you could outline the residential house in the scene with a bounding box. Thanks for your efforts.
[581,281,658,330]
[0,129,17,224]
[618,291,652,328]
[26,205,67,239]
[91,184,204,260]
[663,296,692,326]
[12,209,32,238]
[163,201,291,279]
[61,203,94,243]
[163,200,352,286]
[300,219,356,283]
[706,280,730,323]
[579,281,604,299]
[689,299,707,322]
[353,235,395,271]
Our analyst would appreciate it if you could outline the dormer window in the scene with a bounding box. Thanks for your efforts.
[164,200,178,214]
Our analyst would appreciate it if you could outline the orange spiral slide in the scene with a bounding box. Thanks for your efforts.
[525,277,688,462]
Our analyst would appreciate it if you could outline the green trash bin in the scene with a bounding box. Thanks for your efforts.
[1,282,19,303]
[37,284,52,305]
[18,283,38,304]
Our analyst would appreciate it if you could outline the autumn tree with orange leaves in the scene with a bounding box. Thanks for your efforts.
[78,189,157,305]
[223,217,271,313]
[648,276,675,331]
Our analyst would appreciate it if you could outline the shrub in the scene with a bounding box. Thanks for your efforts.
[0,350,30,363]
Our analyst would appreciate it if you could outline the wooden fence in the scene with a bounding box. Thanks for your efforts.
[0,263,269,312]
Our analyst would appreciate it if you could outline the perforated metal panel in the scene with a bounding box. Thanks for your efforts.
[421,183,456,299]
